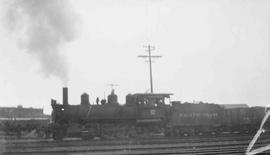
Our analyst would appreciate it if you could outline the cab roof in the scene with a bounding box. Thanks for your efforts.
[132,93,173,98]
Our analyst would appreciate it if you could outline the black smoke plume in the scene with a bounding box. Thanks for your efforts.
[3,0,79,84]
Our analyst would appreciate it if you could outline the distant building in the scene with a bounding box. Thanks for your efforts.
[0,105,49,120]
[220,104,249,109]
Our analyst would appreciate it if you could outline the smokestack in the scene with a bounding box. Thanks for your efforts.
[63,87,68,106]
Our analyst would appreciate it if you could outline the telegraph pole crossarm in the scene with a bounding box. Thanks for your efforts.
[137,44,162,93]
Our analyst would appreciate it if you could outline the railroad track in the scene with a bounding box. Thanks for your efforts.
[2,134,263,147]
[1,135,270,155]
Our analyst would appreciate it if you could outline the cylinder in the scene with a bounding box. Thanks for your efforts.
[63,87,68,105]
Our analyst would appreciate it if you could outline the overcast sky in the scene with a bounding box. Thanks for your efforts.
[0,0,270,114]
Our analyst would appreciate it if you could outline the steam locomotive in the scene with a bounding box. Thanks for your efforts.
[51,87,266,140]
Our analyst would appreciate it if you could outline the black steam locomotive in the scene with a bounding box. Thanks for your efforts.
[51,87,266,140]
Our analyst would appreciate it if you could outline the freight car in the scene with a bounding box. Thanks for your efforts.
[51,87,266,140]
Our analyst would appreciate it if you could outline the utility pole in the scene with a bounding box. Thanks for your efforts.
[138,44,162,93]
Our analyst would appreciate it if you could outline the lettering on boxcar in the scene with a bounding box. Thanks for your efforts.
[179,113,218,118]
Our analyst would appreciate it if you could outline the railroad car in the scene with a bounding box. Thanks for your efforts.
[168,103,266,136]
[51,87,266,140]
[222,106,265,134]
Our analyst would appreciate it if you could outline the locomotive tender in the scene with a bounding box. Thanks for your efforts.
[51,87,265,140]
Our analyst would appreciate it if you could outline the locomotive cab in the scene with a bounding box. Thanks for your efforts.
[126,93,172,107]
[125,93,172,137]
[126,93,172,122]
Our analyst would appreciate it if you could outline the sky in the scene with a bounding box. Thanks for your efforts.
[0,0,270,114]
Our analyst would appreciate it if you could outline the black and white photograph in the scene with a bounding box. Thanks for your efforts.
[0,0,270,154]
